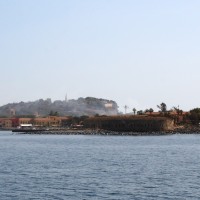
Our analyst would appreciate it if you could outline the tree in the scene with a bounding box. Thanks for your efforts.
[173,106,183,116]
[144,109,149,113]
[189,108,200,125]
[145,108,154,115]
[49,110,59,116]
[137,110,143,115]
[149,108,154,115]
[132,108,136,115]
[157,103,167,114]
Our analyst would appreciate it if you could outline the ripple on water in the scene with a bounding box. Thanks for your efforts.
[0,132,200,199]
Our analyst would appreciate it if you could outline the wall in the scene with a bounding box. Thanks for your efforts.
[84,116,174,132]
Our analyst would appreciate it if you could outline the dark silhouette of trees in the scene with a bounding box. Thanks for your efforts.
[137,110,144,115]
[157,103,167,114]
[49,111,59,116]
[173,106,183,116]
[189,108,200,125]
[132,108,136,115]
[149,108,154,115]
[145,108,154,115]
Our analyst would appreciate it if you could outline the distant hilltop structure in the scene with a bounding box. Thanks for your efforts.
[105,103,113,108]
[0,97,119,117]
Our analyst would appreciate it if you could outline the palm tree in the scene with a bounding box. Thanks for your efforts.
[132,108,136,115]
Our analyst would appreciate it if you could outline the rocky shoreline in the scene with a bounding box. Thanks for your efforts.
[12,125,200,136]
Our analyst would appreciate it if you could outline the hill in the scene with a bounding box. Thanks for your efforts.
[0,97,119,117]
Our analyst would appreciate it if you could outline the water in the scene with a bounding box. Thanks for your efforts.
[0,131,200,200]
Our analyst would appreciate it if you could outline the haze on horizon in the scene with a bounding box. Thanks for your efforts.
[0,0,199,112]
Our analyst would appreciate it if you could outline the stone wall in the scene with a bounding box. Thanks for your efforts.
[84,116,174,132]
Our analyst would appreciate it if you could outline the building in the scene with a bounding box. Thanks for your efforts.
[0,118,10,128]
[0,116,71,128]
[0,119,12,128]
[19,118,32,125]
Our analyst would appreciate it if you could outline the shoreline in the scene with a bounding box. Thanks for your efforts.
[9,127,200,136]
[2,125,200,135]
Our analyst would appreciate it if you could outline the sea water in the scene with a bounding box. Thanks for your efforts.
[0,131,200,200]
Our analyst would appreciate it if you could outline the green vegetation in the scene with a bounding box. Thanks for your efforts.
[188,108,200,125]
[49,111,59,116]
[67,115,89,126]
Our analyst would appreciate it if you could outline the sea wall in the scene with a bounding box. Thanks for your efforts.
[84,116,174,132]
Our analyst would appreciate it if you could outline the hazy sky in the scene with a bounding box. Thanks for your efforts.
[0,0,200,112]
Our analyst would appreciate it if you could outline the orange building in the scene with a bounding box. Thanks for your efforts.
[0,118,12,128]
[18,116,70,127]
[19,118,32,125]
[0,116,70,128]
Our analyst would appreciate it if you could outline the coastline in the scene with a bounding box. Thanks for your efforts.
[9,126,200,136]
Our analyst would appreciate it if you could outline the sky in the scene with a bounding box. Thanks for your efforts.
[0,0,200,113]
